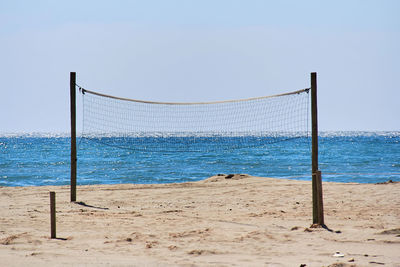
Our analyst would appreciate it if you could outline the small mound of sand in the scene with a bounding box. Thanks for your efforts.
[379,228,400,235]
[202,173,252,183]
[376,179,399,185]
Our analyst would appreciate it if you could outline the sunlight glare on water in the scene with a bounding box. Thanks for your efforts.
[0,132,399,186]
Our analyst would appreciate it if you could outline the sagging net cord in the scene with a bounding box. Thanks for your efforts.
[76,83,311,153]
[77,84,310,105]
[78,134,308,153]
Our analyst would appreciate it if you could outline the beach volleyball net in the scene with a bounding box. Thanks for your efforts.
[70,72,325,226]
[77,87,310,153]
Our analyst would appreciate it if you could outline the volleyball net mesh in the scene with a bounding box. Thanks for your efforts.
[78,86,310,153]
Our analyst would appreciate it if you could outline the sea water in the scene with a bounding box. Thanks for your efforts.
[0,132,399,186]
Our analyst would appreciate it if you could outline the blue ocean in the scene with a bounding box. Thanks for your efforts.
[0,132,399,187]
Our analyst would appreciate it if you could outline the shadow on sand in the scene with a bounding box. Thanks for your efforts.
[73,201,109,210]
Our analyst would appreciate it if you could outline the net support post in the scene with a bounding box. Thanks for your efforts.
[311,72,324,226]
[50,191,56,239]
[70,72,77,202]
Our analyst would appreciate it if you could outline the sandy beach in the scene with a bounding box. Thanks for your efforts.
[0,175,399,266]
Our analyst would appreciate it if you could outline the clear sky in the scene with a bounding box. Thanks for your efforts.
[1,0,399,132]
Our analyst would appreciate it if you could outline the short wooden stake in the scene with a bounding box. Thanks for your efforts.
[50,191,56,239]
[312,171,324,226]
[316,170,324,225]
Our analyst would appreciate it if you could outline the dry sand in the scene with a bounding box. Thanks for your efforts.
[0,174,399,266]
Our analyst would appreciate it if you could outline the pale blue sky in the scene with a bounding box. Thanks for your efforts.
[1,0,399,132]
